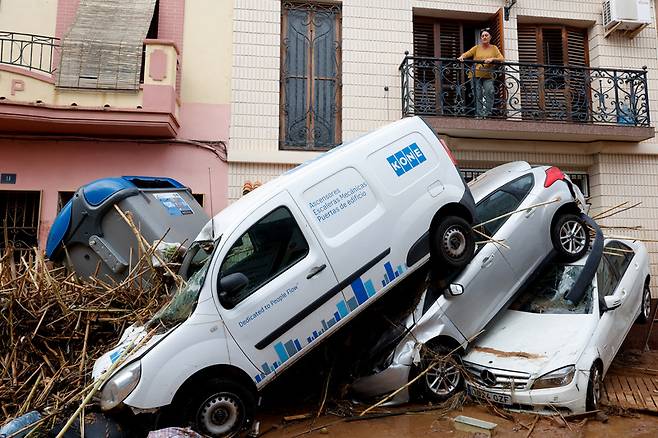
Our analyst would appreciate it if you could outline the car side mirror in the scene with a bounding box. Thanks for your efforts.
[448,284,464,296]
[604,295,622,311]
[218,273,249,307]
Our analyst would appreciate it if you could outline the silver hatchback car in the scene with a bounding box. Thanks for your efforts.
[352,161,589,403]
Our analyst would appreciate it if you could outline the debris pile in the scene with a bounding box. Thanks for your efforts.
[0,246,172,430]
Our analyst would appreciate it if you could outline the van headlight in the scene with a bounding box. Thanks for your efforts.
[532,365,575,390]
[99,362,141,410]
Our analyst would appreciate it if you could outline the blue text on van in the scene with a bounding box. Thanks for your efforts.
[386,143,427,176]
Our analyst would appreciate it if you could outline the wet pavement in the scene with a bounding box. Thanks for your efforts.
[258,404,658,438]
[255,350,658,438]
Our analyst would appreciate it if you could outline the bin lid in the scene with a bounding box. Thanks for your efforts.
[46,199,72,258]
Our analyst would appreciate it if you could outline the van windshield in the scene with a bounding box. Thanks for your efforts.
[147,240,216,332]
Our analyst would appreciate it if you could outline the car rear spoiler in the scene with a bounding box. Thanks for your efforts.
[564,214,603,304]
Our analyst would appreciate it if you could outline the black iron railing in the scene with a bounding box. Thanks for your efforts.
[0,31,58,74]
[400,54,651,127]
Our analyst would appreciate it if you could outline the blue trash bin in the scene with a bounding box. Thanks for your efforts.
[46,176,209,283]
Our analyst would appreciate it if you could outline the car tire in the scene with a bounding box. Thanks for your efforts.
[586,363,603,411]
[415,343,464,402]
[637,282,652,324]
[433,216,475,269]
[182,378,255,438]
[551,213,590,262]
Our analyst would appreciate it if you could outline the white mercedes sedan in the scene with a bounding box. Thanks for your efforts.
[462,238,651,414]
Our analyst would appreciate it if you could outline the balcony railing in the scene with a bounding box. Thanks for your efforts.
[400,54,651,127]
[0,31,58,74]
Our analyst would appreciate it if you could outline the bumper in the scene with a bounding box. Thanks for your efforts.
[466,368,590,414]
[351,362,412,404]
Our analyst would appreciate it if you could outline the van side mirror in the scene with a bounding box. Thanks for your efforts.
[218,273,249,307]
[448,284,464,296]
[603,295,622,311]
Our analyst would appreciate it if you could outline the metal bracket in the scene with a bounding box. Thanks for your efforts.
[89,235,128,274]
[504,0,517,21]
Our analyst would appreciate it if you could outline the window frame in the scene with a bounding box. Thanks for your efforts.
[474,173,535,237]
[279,1,342,151]
[217,206,310,309]
[603,241,635,288]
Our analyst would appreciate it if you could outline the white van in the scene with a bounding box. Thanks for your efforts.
[92,116,476,436]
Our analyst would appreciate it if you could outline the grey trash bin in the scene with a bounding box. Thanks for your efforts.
[46,176,209,283]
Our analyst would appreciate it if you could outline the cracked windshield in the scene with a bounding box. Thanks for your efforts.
[147,240,216,331]
[510,264,593,314]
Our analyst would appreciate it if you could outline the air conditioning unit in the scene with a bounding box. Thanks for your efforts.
[603,0,651,36]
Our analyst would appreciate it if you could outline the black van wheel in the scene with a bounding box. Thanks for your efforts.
[551,213,590,262]
[183,378,255,437]
[416,343,463,402]
[433,216,475,269]
[586,363,602,411]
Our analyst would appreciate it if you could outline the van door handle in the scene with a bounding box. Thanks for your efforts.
[307,264,327,279]
[525,207,536,218]
[482,255,494,268]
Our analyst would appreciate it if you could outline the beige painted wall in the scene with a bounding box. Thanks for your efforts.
[0,0,58,36]
[229,0,658,293]
[229,0,658,166]
[181,0,233,104]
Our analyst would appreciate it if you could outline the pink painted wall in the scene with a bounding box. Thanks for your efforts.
[1,139,228,247]
[55,0,80,39]
[179,103,231,140]
[157,0,185,96]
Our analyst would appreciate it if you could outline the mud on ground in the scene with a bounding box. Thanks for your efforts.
[258,402,658,438]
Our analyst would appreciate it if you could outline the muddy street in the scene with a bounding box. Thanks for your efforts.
[252,350,658,438]
[257,404,658,438]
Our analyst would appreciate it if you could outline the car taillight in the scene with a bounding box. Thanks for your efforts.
[544,166,565,188]
[439,138,457,165]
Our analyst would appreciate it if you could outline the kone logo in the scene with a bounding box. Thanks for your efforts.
[386,143,427,176]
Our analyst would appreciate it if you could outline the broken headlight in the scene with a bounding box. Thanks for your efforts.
[100,361,141,410]
[532,365,575,390]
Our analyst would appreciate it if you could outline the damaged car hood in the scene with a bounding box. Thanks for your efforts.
[463,310,597,376]
[92,325,169,380]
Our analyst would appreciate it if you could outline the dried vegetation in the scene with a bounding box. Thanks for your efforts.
[0,241,172,430]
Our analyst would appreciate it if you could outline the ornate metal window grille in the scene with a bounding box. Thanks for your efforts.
[280,1,342,150]
[0,31,58,74]
[0,191,41,258]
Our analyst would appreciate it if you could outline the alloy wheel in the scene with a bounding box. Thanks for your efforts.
[591,366,601,410]
[643,285,652,320]
[559,220,587,255]
[425,358,461,396]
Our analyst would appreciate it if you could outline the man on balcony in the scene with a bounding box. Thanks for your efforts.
[458,29,505,118]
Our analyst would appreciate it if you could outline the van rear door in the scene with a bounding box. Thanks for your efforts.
[212,190,341,384]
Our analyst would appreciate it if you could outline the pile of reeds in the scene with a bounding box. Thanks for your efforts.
[0,242,174,430]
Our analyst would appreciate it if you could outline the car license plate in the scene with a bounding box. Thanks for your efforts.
[467,385,512,405]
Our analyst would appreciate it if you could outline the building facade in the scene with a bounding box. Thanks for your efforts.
[0,0,232,252]
[229,0,658,292]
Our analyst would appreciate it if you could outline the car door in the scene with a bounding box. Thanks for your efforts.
[594,249,624,367]
[482,173,549,303]
[605,241,640,355]
[212,191,341,383]
[440,185,518,339]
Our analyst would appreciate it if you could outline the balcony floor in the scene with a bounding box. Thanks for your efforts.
[422,116,655,143]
